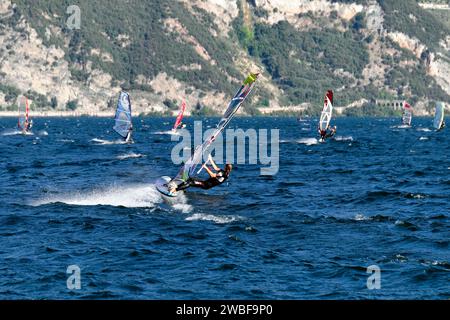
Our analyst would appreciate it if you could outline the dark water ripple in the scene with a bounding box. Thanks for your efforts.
[0,117,449,299]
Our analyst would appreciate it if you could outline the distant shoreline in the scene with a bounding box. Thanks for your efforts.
[0,111,435,118]
[0,111,114,117]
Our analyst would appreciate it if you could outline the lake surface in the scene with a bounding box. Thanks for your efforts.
[0,116,448,299]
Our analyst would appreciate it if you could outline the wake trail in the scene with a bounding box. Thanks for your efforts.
[32,184,161,208]
[91,138,126,145]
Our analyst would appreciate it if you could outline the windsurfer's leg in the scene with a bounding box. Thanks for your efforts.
[175,181,190,191]
[188,178,207,189]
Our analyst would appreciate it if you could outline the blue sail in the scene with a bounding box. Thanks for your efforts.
[113,92,132,138]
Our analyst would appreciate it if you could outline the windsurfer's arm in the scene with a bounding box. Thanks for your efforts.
[208,156,220,172]
[203,165,217,178]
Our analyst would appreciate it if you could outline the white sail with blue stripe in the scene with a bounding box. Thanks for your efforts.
[113,91,132,139]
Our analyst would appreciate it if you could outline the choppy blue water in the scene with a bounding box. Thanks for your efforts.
[0,116,448,299]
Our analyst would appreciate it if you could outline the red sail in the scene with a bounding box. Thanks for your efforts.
[325,90,333,106]
[173,101,186,130]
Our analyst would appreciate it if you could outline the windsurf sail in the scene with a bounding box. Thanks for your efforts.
[319,90,333,131]
[17,95,29,131]
[172,101,186,131]
[113,91,132,138]
[402,101,413,126]
[433,102,445,130]
[172,72,259,185]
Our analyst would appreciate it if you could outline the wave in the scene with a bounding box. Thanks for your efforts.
[406,193,426,199]
[306,213,394,224]
[296,138,319,145]
[1,129,34,136]
[57,139,75,143]
[334,136,353,142]
[172,202,193,214]
[38,130,48,136]
[280,137,320,145]
[32,184,161,208]
[117,153,145,160]
[91,138,126,145]
[185,213,242,224]
[153,130,180,136]
[417,128,431,132]
[393,124,411,129]
[348,190,430,204]
[354,214,371,221]
[394,220,419,231]
[419,137,428,141]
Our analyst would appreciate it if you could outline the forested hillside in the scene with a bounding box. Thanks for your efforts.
[0,0,449,115]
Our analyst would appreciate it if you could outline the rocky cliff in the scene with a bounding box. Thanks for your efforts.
[0,0,449,116]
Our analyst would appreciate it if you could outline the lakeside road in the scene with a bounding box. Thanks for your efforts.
[0,108,438,117]
[0,111,115,117]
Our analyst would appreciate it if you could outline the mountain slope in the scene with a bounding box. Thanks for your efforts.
[0,0,449,115]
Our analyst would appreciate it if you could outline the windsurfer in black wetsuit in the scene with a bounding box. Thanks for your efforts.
[319,125,336,141]
[187,163,232,190]
[169,156,232,193]
[124,125,133,143]
[20,119,32,133]
[325,125,336,139]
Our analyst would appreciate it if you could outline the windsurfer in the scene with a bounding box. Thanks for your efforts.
[21,119,32,133]
[125,125,133,142]
[318,128,327,141]
[169,157,232,193]
[319,125,335,141]
[325,125,336,138]
[156,72,258,197]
